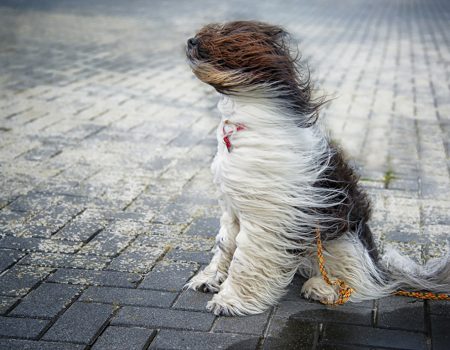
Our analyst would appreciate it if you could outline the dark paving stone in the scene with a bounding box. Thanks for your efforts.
[79,286,177,307]
[112,306,215,331]
[275,299,374,326]
[53,214,106,242]
[377,296,425,331]
[0,316,48,339]
[214,310,271,335]
[172,289,212,311]
[0,249,25,273]
[0,265,52,297]
[10,282,82,318]
[19,252,111,270]
[48,268,141,287]
[107,245,165,273]
[0,296,18,314]
[165,249,213,265]
[185,216,220,237]
[430,315,450,350]
[92,326,156,350]
[0,236,81,253]
[428,299,450,316]
[139,261,198,292]
[149,329,260,350]
[263,317,316,350]
[0,339,85,350]
[322,323,427,350]
[43,302,115,344]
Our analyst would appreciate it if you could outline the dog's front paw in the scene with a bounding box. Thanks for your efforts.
[184,270,222,293]
[206,293,243,316]
[301,276,338,304]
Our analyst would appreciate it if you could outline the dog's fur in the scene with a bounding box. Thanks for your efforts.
[184,21,450,316]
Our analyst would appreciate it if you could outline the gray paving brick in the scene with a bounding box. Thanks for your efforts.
[92,326,156,350]
[165,249,213,265]
[263,317,316,350]
[0,339,85,350]
[47,268,141,287]
[150,329,259,350]
[19,252,111,270]
[275,299,374,326]
[0,249,25,272]
[139,261,198,292]
[185,216,220,237]
[173,289,212,312]
[79,286,177,307]
[214,310,271,335]
[10,283,82,318]
[112,306,215,331]
[322,324,427,350]
[430,315,450,350]
[0,316,48,339]
[0,236,82,254]
[107,244,165,273]
[0,265,52,297]
[43,302,115,344]
[0,296,18,314]
[377,296,425,331]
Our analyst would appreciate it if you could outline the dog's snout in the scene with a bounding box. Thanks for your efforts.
[187,37,198,48]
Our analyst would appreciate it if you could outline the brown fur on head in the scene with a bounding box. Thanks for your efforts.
[186,21,325,125]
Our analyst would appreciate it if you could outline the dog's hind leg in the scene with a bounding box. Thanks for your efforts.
[206,220,299,315]
[185,211,239,293]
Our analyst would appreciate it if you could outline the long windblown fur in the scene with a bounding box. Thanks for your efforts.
[184,20,450,316]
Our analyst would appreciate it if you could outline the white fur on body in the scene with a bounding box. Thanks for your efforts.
[185,94,450,316]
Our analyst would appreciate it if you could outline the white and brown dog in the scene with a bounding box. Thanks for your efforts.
[184,21,450,316]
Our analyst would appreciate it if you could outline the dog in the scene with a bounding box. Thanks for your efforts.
[184,21,450,316]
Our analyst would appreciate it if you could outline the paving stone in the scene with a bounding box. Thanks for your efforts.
[214,310,271,335]
[0,339,85,350]
[139,261,199,292]
[53,209,107,242]
[149,329,260,350]
[0,316,48,339]
[165,249,214,265]
[48,268,141,287]
[430,315,450,350]
[275,299,374,326]
[0,249,25,272]
[43,302,115,344]
[79,286,177,307]
[263,317,316,350]
[19,252,111,270]
[92,326,156,350]
[0,236,82,254]
[322,323,427,350]
[377,296,425,331]
[107,244,165,273]
[185,216,220,237]
[173,289,213,312]
[428,300,450,317]
[112,306,215,331]
[0,296,18,314]
[10,283,82,318]
[0,265,52,297]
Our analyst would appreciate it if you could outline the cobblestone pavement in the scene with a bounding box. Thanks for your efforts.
[0,0,449,349]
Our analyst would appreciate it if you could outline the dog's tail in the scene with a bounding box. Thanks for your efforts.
[381,246,450,296]
[320,233,450,302]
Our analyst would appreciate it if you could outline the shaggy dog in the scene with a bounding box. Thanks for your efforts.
[184,21,450,316]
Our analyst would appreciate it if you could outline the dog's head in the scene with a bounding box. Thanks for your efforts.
[186,21,295,92]
[186,21,324,125]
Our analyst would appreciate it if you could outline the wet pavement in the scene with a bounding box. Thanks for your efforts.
[0,0,450,349]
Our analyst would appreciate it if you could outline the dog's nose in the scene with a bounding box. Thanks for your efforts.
[187,37,198,48]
